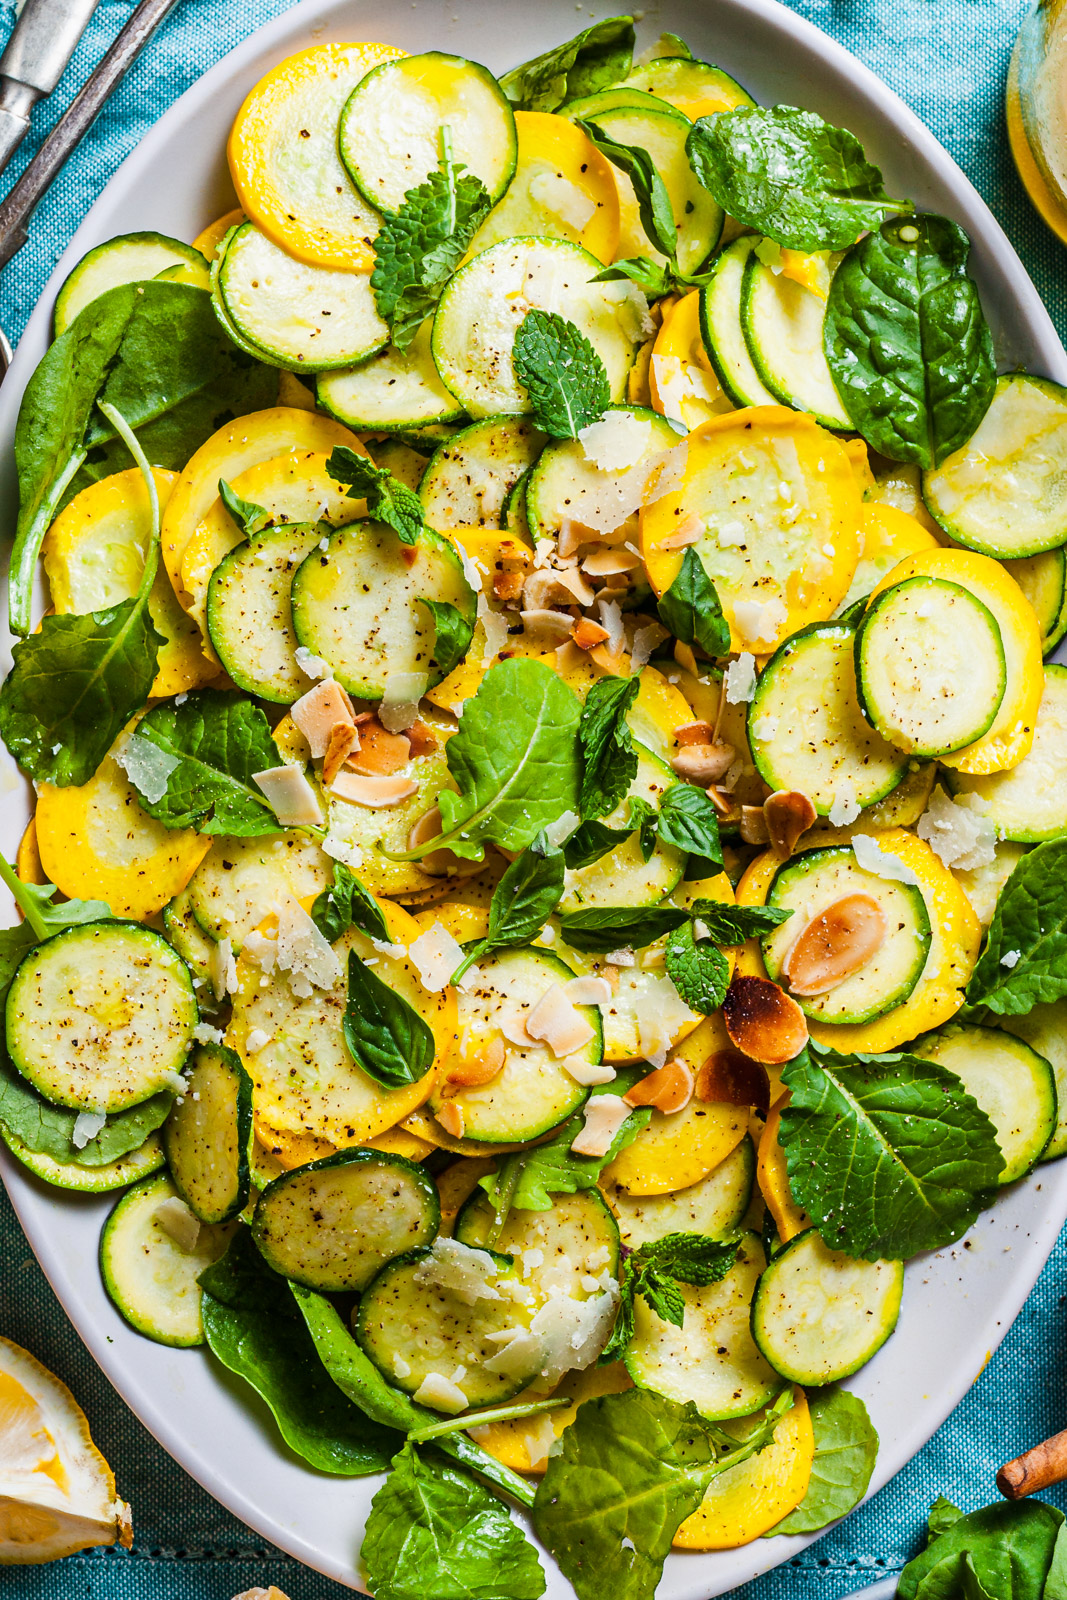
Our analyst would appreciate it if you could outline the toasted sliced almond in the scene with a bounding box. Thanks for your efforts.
[695,1048,771,1112]
[661,512,704,550]
[525,985,595,1056]
[330,772,419,808]
[590,643,630,675]
[706,785,741,822]
[623,1058,694,1115]
[581,549,641,577]
[409,806,443,851]
[722,975,808,1065]
[570,1095,630,1157]
[673,720,715,747]
[348,718,412,776]
[572,617,611,650]
[445,1035,506,1090]
[671,742,736,784]
[763,790,817,859]
[436,1102,466,1139]
[322,721,360,787]
[492,570,525,603]
[290,679,357,758]
[740,804,771,845]
[407,720,439,758]
[558,517,602,559]
[783,893,888,996]
[524,567,595,609]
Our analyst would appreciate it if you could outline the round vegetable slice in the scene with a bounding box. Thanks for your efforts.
[557,743,686,913]
[164,1044,253,1224]
[740,246,851,429]
[946,664,1067,841]
[757,1097,811,1245]
[317,318,466,433]
[420,416,547,530]
[187,833,332,950]
[672,1389,813,1549]
[207,522,324,702]
[467,110,620,264]
[1003,547,1067,655]
[835,503,940,616]
[1003,998,1067,1161]
[1,1127,165,1193]
[603,1134,756,1247]
[525,405,681,542]
[649,290,732,431]
[456,1187,620,1285]
[915,1022,1057,1183]
[623,55,756,119]
[54,232,210,335]
[699,237,778,410]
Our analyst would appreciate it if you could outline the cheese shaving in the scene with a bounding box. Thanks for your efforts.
[273,897,342,997]
[529,167,596,230]
[916,786,997,871]
[115,733,179,804]
[851,833,922,887]
[408,925,467,992]
[724,653,758,704]
[570,1095,630,1157]
[578,412,654,472]
[294,645,330,680]
[524,984,596,1056]
[412,1237,503,1305]
[828,780,862,826]
[154,1196,201,1254]
[71,1109,107,1150]
[379,671,428,734]
[253,766,323,827]
[209,936,237,1003]
[412,1372,469,1413]
[733,597,787,647]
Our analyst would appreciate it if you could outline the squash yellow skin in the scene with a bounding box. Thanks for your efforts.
[649,289,733,431]
[467,111,620,265]
[191,207,245,261]
[837,503,940,613]
[474,1362,633,1474]
[16,819,46,887]
[672,1388,813,1548]
[757,1095,811,1245]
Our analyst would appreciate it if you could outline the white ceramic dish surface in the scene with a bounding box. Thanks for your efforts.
[1,1,1066,1594]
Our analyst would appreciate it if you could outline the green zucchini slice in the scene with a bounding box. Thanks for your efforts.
[1004,548,1067,656]
[6,924,197,1113]
[1003,999,1067,1161]
[316,318,466,433]
[922,374,1067,558]
[455,1187,620,1284]
[365,437,432,493]
[750,1229,903,1385]
[740,246,851,430]
[625,1231,785,1420]
[54,232,210,334]
[945,665,1067,842]
[206,522,324,703]
[558,743,686,913]
[915,1022,1056,1184]
[525,405,680,542]
[560,88,665,120]
[253,1148,440,1291]
[748,621,909,814]
[187,834,333,951]
[699,238,777,410]
[290,519,475,697]
[763,845,932,1025]
[419,415,547,531]
[0,1127,165,1192]
[622,56,755,117]
[503,467,533,544]
[164,1044,253,1225]
[602,1135,755,1248]
[855,576,1006,758]
[162,888,216,1000]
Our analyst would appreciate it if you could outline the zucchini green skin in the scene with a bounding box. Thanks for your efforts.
[1003,999,1067,1161]
[206,522,325,703]
[1,1126,165,1192]
[252,1148,441,1292]
[1003,548,1067,656]
[162,888,216,999]
[525,405,679,542]
[316,320,467,434]
[558,742,685,914]
[559,87,665,119]
[750,1228,903,1385]
[944,663,1067,843]
[603,1135,755,1249]
[455,1185,621,1280]
[419,415,547,532]
[164,1044,253,1225]
[622,56,756,113]
[915,1022,1057,1184]
[698,237,777,409]
[739,247,851,431]
[54,231,210,335]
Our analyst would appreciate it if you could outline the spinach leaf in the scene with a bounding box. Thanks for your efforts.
[898,1501,1065,1600]
[655,784,723,862]
[686,105,908,252]
[766,1387,878,1536]
[371,145,492,350]
[344,951,436,1088]
[0,1049,171,1167]
[325,445,425,545]
[218,477,272,537]
[657,548,730,659]
[130,690,283,835]
[311,862,389,944]
[689,902,794,944]
[512,310,610,439]
[500,16,635,113]
[664,923,730,1014]
[558,904,689,953]
[825,215,996,468]
[450,833,565,984]
[779,1041,1003,1260]
[594,257,674,299]
[578,122,677,259]
[964,840,1067,1015]
[290,1284,537,1508]
[479,1080,650,1217]
[199,1232,399,1475]
[564,798,654,870]
[579,673,640,820]
[601,1232,740,1361]
[362,1442,546,1600]
[929,1498,965,1543]
[392,659,582,863]
[419,598,475,676]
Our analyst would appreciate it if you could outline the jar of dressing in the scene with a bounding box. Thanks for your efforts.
[1008,0,1067,243]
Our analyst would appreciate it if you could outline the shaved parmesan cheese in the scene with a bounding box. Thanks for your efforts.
[242,929,278,972]
[210,936,237,1004]
[829,780,862,826]
[1001,948,1021,968]
[725,653,758,704]
[154,1196,201,1254]
[597,597,625,655]
[644,440,689,505]
[291,680,356,758]
[379,670,428,734]
[412,1238,503,1305]
[483,1327,542,1378]
[294,645,330,680]
[71,1109,106,1149]
[115,733,179,804]
[529,167,596,230]
[523,1413,560,1471]
[253,766,323,827]
[190,1024,223,1047]
[543,809,580,848]
[562,1057,617,1086]
[322,830,364,868]
[578,413,654,472]
[561,975,612,1006]
[330,771,419,807]
[637,1006,671,1069]
[412,1372,469,1413]
[571,1095,630,1157]
[601,278,655,342]
[244,1028,273,1054]
[650,355,692,424]
[733,597,787,647]
[605,947,636,966]
[531,1287,618,1385]
[630,623,665,674]
[917,786,997,871]
[525,985,596,1056]
[274,897,342,997]
[408,925,466,991]
[852,833,922,887]
[480,607,510,666]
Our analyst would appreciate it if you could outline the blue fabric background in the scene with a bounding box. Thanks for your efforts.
[2,0,1067,1595]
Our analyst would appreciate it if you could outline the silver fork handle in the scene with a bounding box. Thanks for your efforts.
[0,0,102,177]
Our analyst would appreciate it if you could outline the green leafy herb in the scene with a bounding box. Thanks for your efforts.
[594,257,674,299]
[779,1041,1004,1260]
[418,597,475,676]
[898,1500,1066,1600]
[825,214,996,468]
[601,1232,739,1361]
[766,1387,878,1536]
[372,143,493,350]
[0,859,110,1006]
[563,797,654,870]
[218,477,272,537]
[325,445,425,545]
[130,690,284,835]
[558,903,689,954]
[512,310,610,438]
[578,122,677,259]
[579,673,640,820]
[450,834,565,985]
[344,951,436,1089]
[655,784,724,862]
[664,923,730,1014]
[928,1498,966,1543]
[478,1084,650,1219]
[657,547,730,659]
[362,1442,547,1600]
[199,1232,400,1475]
[311,862,389,944]
[0,1049,170,1168]
[500,16,635,113]
[390,659,582,863]
[688,901,794,944]
[686,104,909,252]
[964,840,1067,1015]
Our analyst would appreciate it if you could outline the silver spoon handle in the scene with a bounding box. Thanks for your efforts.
[0,0,103,178]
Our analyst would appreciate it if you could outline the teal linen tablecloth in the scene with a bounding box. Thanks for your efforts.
[2,1,1067,1595]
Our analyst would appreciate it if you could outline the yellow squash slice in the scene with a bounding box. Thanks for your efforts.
[649,289,732,431]
[16,820,46,886]
[467,111,620,265]
[642,408,862,654]
[0,1336,130,1563]
[837,503,940,614]
[191,207,245,261]
[758,1096,811,1244]
[475,1362,633,1474]
[672,1388,813,1548]
[228,43,402,270]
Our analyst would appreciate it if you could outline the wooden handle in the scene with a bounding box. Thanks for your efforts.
[998,1428,1067,1499]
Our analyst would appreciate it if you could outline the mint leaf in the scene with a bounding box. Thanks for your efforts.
[362,1442,546,1600]
[688,902,794,944]
[512,310,610,438]
[501,17,635,113]
[657,548,730,659]
[371,150,492,351]
[131,690,283,835]
[779,1041,1004,1260]
[601,1232,739,1361]
[579,673,640,820]
[343,951,435,1089]
[579,122,677,259]
[964,840,1067,1015]
[218,477,271,537]
[558,904,689,954]
[418,598,475,676]
[564,797,654,870]
[898,1501,1065,1600]
[767,1387,878,1536]
[664,923,730,1014]
[450,834,565,984]
[686,104,909,251]
[325,445,425,545]
[655,783,723,862]
[0,1049,171,1168]
[594,257,673,298]
[311,862,389,944]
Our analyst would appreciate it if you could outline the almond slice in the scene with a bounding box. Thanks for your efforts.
[348,719,412,776]
[330,772,419,808]
[492,571,525,603]
[572,617,611,650]
[694,1048,771,1112]
[671,742,735,784]
[290,679,357,757]
[763,790,817,859]
[581,549,642,577]
[522,608,576,646]
[436,1102,466,1139]
[783,893,888,996]
[407,720,439,758]
[623,1058,694,1115]
[740,804,771,845]
[660,512,704,550]
[673,720,715,747]
[444,1036,506,1090]
[322,722,360,787]
[722,975,808,1065]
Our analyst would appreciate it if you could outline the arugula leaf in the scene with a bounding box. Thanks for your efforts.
[578,122,677,259]
[512,310,610,438]
[664,923,730,1014]
[601,1232,739,1361]
[825,215,996,469]
[563,798,654,871]
[558,904,689,954]
[130,690,283,835]
[344,951,435,1089]
[418,598,475,676]
[311,862,389,944]
[391,659,582,863]
[766,1387,878,1536]
[478,1091,650,1217]
[371,145,492,350]
[450,834,565,984]
[655,784,723,862]
[898,1501,1065,1600]
[501,16,635,113]
[218,477,272,537]
[0,1049,171,1167]
[199,1232,399,1474]
[686,105,909,252]
[657,548,730,659]
[594,257,674,299]
[325,445,425,545]
[579,673,640,820]
[688,902,794,944]
[362,1442,546,1600]
[964,840,1067,1015]
[779,1041,1004,1260]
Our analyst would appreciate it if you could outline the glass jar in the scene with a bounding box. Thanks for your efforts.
[1008,0,1067,243]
